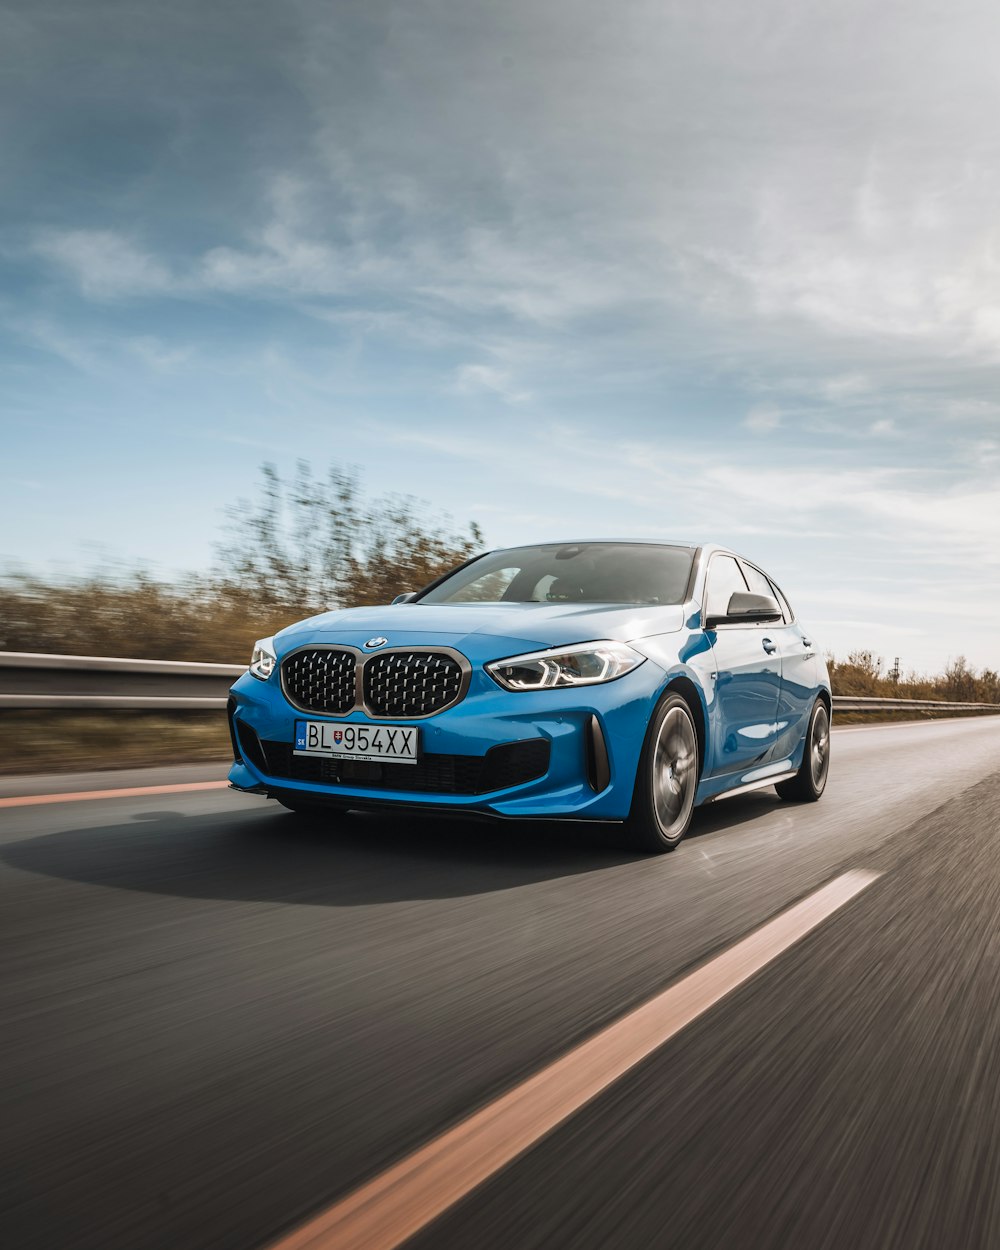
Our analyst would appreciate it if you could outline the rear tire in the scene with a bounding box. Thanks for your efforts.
[776,699,830,802]
[621,692,699,853]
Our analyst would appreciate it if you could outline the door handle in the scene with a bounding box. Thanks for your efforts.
[762,637,778,654]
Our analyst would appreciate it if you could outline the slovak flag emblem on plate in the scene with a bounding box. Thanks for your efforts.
[334,731,343,743]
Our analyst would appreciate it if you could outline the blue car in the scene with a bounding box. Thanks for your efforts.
[227,541,830,852]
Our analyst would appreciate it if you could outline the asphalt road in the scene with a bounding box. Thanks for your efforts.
[3,717,1000,1249]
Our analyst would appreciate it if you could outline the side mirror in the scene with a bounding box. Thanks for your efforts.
[391,592,418,604]
[705,591,782,629]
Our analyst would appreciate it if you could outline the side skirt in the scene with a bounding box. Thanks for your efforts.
[702,770,798,805]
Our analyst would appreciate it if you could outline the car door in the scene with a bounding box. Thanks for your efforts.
[702,554,783,777]
[737,560,818,759]
[759,569,820,753]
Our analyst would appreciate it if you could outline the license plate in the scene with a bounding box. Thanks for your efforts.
[293,720,419,764]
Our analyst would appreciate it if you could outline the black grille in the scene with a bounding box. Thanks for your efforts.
[282,649,357,715]
[260,738,549,796]
[363,651,465,717]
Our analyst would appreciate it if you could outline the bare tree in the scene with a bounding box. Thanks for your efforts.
[213,461,483,614]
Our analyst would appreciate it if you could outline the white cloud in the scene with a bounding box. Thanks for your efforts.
[32,229,175,299]
[745,404,782,433]
[451,364,531,404]
[199,222,347,296]
[821,374,871,400]
[12,316,102,372]
[127,336,191,372]
[946,399,1000,423]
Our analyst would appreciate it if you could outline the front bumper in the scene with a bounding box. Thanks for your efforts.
[226,658,666,821]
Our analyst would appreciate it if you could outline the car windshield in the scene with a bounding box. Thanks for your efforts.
[418,543,695,605]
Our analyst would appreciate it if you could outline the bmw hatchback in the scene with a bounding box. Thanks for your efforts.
[227,541,830,852]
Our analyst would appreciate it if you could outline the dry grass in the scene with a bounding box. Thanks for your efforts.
[0,712,232,775]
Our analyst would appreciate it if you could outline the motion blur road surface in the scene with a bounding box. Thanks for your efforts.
[3,717,1000,1249]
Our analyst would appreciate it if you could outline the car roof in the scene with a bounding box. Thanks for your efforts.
[481,541,779,580]
[488,539,755,560]
[492,539,700,551]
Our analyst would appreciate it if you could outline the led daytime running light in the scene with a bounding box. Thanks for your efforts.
[249,637,277,681]
[487,641,644,691]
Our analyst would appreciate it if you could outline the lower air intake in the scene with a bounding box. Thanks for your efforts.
[261,737,549,796]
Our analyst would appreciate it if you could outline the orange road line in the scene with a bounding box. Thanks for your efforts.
[267,868,881,1250]
[0,780,231,809]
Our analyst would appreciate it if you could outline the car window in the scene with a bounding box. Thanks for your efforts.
[530,574,558,601]
[704,555,749,621]
[767,578,794,623]
[420,543,696,604]
[742,563,774,598]
[444,566,520,602]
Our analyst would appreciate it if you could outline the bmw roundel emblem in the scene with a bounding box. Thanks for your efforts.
[365,636,388,649]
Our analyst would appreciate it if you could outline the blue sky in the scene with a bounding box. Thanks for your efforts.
[2,0,999,672]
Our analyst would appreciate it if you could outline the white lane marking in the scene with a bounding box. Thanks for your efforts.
[267,868,881,1250]
[0,781,230,809]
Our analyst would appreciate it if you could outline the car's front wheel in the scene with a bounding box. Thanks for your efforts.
[623,692,699,853]
[776,699,830,802]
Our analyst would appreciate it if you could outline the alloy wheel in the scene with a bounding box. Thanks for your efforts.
[810,704,831,792]
[652,705,698,839]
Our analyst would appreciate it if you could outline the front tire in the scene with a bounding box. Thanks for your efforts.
[623,692,700,853]
[776,699,830,802]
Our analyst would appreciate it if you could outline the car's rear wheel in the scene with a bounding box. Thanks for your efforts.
[623,692,699,853]
[776,699,830,802]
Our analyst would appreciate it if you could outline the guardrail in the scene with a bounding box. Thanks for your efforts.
[0,652,242,709]
[833,696,1000,713]
[1,652,999,715]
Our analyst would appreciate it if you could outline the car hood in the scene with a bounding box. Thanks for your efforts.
[276,601,686,661]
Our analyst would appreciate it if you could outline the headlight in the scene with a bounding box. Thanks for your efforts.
[249,636,277,681]
[486,641,645,691]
